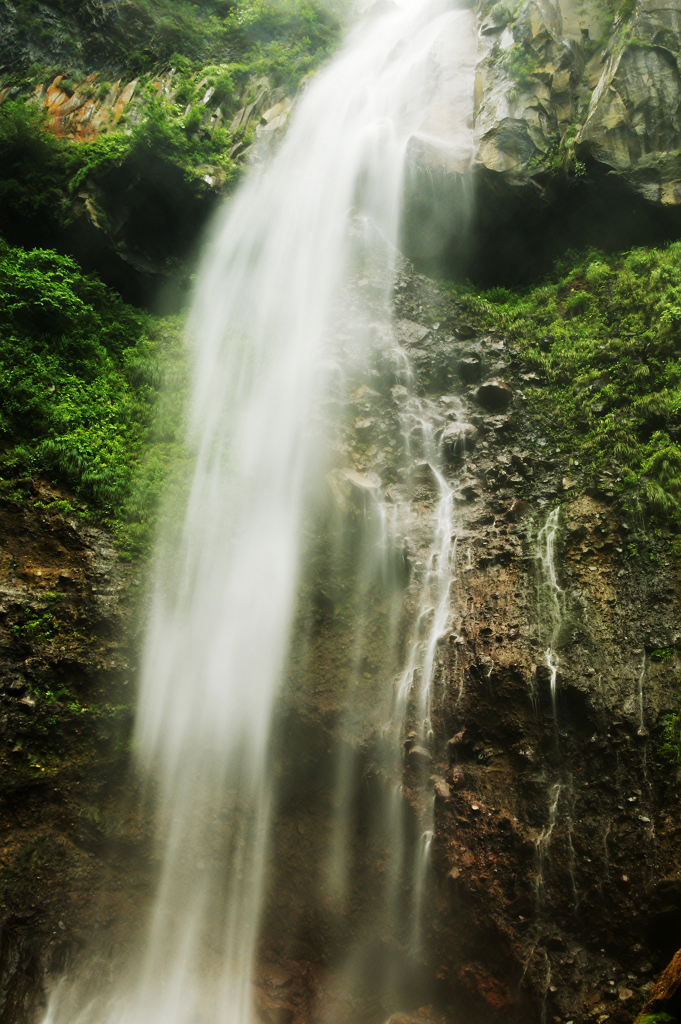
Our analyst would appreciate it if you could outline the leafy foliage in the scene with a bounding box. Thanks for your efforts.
[1,0,349,83]
[452,243,681,529]
[0,101,67,225]
[0,0,351,235]
[0,239,188,555]
[659,711,681,765]
[0,96,237,239]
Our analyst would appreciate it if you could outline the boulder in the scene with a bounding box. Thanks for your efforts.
[447,729,474,760]
[434,779,452,800]
[408,745,433,764]
[458,354,482,383]
[395,319,431,347]
[476,379,513,412]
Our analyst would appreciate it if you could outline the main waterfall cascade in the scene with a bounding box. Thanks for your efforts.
[44,2,477,1023]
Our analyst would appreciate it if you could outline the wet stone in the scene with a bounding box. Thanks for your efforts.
[459,354,482,383]
[408,745,432,764]
[476,379,513,412]
[396,320,430,347]
[442,421,477,462]
[412,461,439,489]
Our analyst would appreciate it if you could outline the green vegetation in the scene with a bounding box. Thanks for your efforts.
[452,243,681,530]
[0,96,237,239]
[500,42,540,91]
[0,0,354,559]
[1,0,349,86]
[658,713,679,763]
[0,239,189,556]
[12,610,58,643]
[0,0,351,237]
[651,647,675,662]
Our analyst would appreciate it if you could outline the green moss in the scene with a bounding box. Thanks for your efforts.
[450,242,681,530]
[12,610,58,642]
[651,647,675,662]
[499,42,541,89]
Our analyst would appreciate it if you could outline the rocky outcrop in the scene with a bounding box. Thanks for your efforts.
[6,0,681,295]
[632,946,681,1023]
[4,270,681,1024]
[403,0,681,282]
[576,0,681,200]
[0,65,291,307]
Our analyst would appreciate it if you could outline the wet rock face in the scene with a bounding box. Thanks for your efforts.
[393,273,681,1024]
[402,0,681,283]
[0,479,151,1024]
[254,264,681,1024]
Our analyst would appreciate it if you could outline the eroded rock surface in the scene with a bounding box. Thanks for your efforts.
[403,0,681,281]
[0,479,151,1024]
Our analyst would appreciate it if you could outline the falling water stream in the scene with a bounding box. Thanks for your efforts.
[535,507,564,715]
[532,508,579,920]
[45,2,476,1023]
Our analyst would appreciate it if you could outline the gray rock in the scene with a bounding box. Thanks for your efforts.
[401,0,681,280]
[459,354,482,383]
[442,420,478,460]
[396,320,431,347]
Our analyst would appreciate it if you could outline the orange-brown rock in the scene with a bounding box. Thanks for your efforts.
[633,948,681,1024]
[37,73,138,141]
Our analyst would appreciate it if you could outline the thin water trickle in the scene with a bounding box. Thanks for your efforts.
[531,511,581,914]
[637,650,647,734]
[535,782,563,905]
[44,1,477,1022]
[534,507,565,713]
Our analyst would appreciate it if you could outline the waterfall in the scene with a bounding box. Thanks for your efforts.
[535,507,565,714]
[44,1,476,1022]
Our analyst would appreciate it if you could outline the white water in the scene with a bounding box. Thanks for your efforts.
[535,507,564,712]
[45,2,476,1023]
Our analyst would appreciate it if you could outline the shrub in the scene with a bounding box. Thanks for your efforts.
[0,239,188,556]
[184,105,203,133]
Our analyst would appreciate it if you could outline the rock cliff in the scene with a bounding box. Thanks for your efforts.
[404,0,681,282]
[6,0,681,297]
[2,264,681,1024]
[0,478,150,1024]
